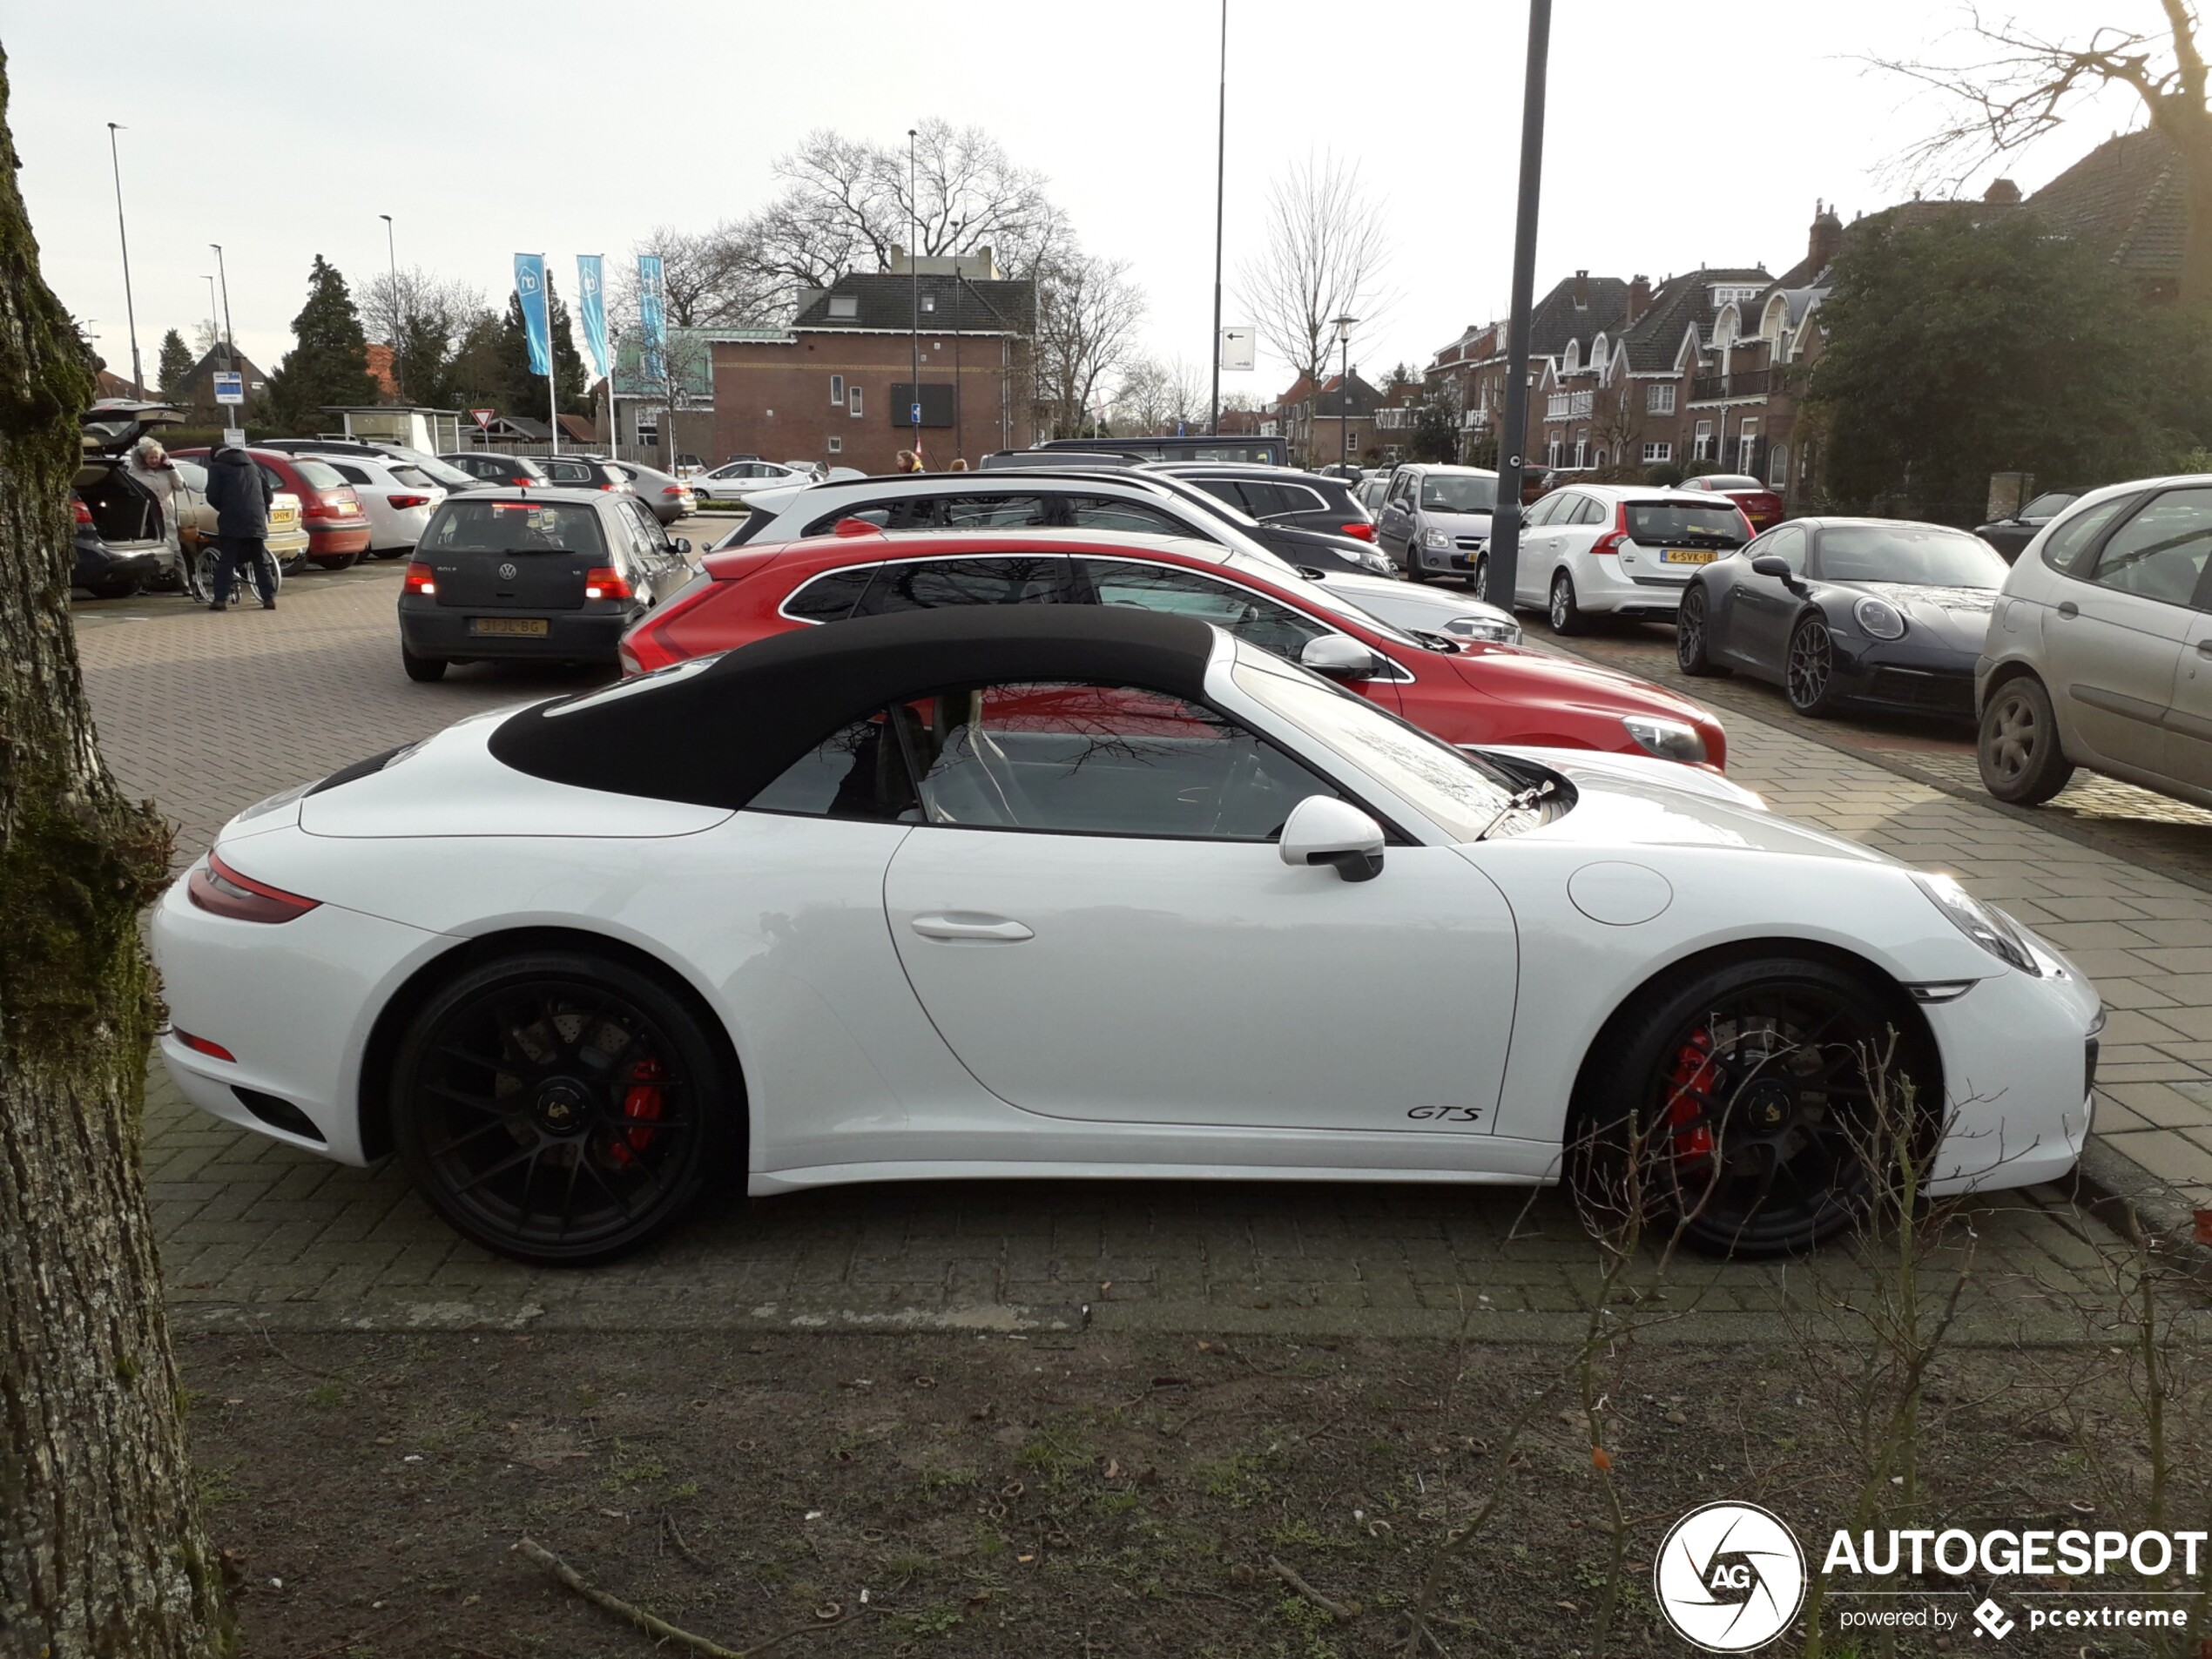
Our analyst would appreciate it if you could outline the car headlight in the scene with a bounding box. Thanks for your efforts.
[1447,615,1522,645]
[1854,595,1906,640]
[1912,873,2040,975]
[1359,550,1392,574]
[1621,715,1706,763]
[1421,527,1451,550]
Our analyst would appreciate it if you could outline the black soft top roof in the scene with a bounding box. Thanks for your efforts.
[488,606,1223,809]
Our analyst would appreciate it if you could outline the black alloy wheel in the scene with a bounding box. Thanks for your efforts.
[1675,583,1726,676]
[1978,674,2074,806]
[390,950,732,1264]
[1784,617,1839,715]
[1581,957,1929,1258]
[1548,570,1587,636]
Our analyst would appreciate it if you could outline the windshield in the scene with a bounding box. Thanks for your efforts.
[173,460,207,490]
[2020,492,2077,518]
[1698,475,1763,491]
[1817,525,2008,588]
[1231,648,1515,841]
[1627,502,1745,545]
[423,500,607,556]
[1418,475,1498,513]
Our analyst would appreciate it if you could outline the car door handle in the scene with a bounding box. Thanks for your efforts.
[2057,601,2080,619]
[2197,638,2212,658]
[909,914,1034,943]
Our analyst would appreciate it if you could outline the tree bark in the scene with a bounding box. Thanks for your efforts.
[0,44,231,1659]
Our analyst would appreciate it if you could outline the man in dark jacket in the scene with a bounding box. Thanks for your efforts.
[202,442,277,610]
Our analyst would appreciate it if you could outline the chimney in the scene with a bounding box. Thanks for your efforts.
[1983,178,2021,205]
[1572,268,1589,307]
[1807,199,1844,273]
[1626,273,1651,327]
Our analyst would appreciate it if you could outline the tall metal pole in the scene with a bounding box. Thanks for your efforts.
[1209,0,1226,435]
[380,213,402,401]
[1486,0,1551,611]
[1341,335,1352,469]
[210,244,235,369]
[201,276,219,360]
[908,127,921,467]
[105,124,143,396]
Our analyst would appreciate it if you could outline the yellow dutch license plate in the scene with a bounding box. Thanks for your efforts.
[270,509,298,528]
[469,617,550,637]
[1661,547,1719,565]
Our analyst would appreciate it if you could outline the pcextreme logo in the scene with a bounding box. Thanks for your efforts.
[1654,1501,1807,1652]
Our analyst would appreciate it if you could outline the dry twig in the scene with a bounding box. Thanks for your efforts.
[515,1534,846,1657]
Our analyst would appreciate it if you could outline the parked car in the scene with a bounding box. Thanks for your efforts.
[779,460,826,482]
[1676,519,2007,718]
[671,452,706,478]
[168,457,309,583]
[154,604,2097,1264]
[1322,572,1521,645]
[173,448,371,569]
[619,523,1726,766]
[1355,472,1392,516]
[1975,490,2080,562]
[395,488,695,681]
[439,452,552,489]
[1976,477,2212,808]
[1678,472,1785,532]
[1512,483,1755,633]
[603,459,697,523]
[533,454,632,494]
[1374,464,1500,585]
[1146,462,1377,543]
[710,466,1397,578]
[691,459,817,502]
[1035,434,1291,464]
[307,455,448,556]
[75,401,183,597]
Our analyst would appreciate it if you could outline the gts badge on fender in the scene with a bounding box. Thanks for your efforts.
[1407,1106,1483,1125]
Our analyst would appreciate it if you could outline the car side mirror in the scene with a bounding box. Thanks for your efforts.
[672,537,691,556]
[1279,796,1386,882]
[1300,635,1383,680]
[1750,555,1795,581]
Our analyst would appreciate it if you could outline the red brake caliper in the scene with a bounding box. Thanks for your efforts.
[609,1055,665,1165]
[1667,1028,1719,1163]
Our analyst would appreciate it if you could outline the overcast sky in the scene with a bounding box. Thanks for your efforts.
[3,0,2156,401]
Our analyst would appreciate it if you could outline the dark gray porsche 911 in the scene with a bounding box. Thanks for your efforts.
[1673,517,2008,718]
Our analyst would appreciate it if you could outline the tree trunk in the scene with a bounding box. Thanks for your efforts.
[0,46,231,1659]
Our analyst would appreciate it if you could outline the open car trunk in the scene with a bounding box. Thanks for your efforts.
[75,462,165,551]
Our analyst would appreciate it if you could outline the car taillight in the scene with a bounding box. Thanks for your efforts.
[186,852,320,924]
[402,561,436,596]
[73,498,92,524]
[388,495,430,509]
[621,575,723,673]
[175,1029,237,1062]
[1591,502,1629,556]
[1339,522,1375,541]
[661,485,684,496]
[1737,509,1757,541]
[583,565,632,601]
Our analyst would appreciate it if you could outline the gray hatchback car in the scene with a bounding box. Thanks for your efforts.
[1374,464,1501,584]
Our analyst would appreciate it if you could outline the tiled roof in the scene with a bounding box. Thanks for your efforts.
[1316,371,1385,415]
[2030,126,2186,284]
[791,273,1035,334]
[1526,275,1629,357]
[1618,266,1770,371]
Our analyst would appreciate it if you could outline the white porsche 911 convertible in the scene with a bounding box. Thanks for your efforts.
[153,608,2101,1265]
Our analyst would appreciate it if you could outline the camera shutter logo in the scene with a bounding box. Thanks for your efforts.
[1654,1501,1805,1652]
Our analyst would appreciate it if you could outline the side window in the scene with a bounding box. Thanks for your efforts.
[1083,560,1332,659]
[853,556,1071,615]
[904,680,1336,839]
[746,711,919,821]
[1392,472,1418,507]
[2087,489,2212,606]
[1188,477,1244,509]
[805,498,896,536]
[1238,482,1291,518]
[255,462,285,495]
[2041,494,2141,577]
[1759,525,1808,572]
[1523,494,1561,528]
[1064,496,1194,536]
[782,565,877,623]
[330,462,370,485]
[1569,496,1606,527]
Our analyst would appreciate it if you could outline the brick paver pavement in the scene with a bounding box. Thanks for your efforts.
[73,562,2200,1336]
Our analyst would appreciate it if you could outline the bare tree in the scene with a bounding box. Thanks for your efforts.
[1033,253,1146,437]
[615,225,783,330]
[1237,152,1395,406]
[1115,356,1175,435]
[0,46,231,1656]
[1872,3,2212,301]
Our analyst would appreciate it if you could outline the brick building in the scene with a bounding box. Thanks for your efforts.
[709,256,1035,473]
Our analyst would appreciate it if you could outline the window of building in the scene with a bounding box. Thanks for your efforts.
[921,293,936,314]
[831,374,844,405]
[1573,437,1588,469]
[1768,443,1789,487]
[1546,439,1561,468]
[848,385,863,418]
[1692,420,1713,461]
[1642,441,1673,463]
[637,415,658,447]
[1737,418,1759,474]
[826,435,843,455]
[827,294,859,320]
[1646,382,1676,415]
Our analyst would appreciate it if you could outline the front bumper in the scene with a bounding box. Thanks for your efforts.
[398,598,636,663]
[1829,636,1978,718]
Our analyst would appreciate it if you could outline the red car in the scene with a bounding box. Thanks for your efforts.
[175,448,373,569]
[1679,473,1784,532]
[622,527,1730,768]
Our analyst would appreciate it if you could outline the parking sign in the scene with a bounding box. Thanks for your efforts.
[212,371,245,406]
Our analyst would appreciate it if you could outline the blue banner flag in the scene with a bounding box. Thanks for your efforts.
[513,253,551,377]
[576,254,610,380]
[637,253,666,382]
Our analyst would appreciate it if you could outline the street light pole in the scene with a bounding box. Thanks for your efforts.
[908,126,921,468]
[380,213,402,402]
[210,244,235,371]
[201,276,219,367]
[1486,0,1552,612]
[105,123,144,396]
[1209,0,1226,435]
[1331,314,1356,471]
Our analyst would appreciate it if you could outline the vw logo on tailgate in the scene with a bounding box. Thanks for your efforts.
[499,562,517,580]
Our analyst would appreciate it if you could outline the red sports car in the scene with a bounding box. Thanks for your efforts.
[1678,473,1784,532]
[622,527,1729,768]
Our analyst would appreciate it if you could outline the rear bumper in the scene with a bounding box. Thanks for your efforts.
[307,523,373,556]
[397,598,637,662]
